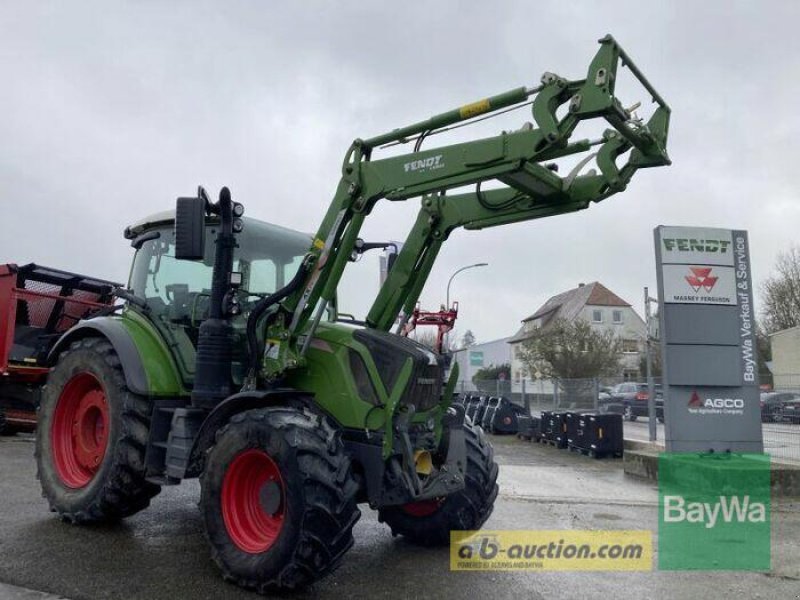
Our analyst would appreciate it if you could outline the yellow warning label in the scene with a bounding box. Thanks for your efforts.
[313,238,325,250]
[459,99,491,119]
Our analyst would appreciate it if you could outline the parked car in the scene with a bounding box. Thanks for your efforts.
[760,392,800,423]
[604,382,664,422]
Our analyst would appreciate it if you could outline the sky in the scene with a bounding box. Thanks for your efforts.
[2,1,799,345]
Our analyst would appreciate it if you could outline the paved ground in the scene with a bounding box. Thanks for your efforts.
[1,433,799,600]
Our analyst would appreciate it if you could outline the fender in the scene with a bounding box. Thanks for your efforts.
[47,315,183,397]
[186,389,313,478]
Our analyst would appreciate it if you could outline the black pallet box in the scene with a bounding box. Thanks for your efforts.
[516,415,541,441]
[540,411,568,449]
[568,413,624,458]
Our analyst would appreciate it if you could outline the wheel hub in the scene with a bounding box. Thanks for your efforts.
[400,497,445,517]
[222,449,285,554]
[51,372,110,489]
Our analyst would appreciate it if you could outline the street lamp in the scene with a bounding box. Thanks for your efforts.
[446,262,489,310]
[445,263,488,350]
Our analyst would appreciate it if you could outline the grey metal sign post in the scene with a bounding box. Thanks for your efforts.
[654,226,763,453]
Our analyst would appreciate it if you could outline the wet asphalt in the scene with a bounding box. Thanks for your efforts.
[1,433,798,600]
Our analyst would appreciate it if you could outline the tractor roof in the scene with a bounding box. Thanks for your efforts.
[124,210,311,243]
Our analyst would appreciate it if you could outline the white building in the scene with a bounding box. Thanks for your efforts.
[450,337,512,391]
[769,326,800,390]
[507,281,646,381]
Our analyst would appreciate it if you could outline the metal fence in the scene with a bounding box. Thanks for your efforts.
[457,375,800,464]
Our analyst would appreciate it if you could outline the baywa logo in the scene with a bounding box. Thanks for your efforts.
[685,267,718,293]
[663,238,731,254]
[403,154,444,174]
[687,391,744,416]
[663,495,766,529]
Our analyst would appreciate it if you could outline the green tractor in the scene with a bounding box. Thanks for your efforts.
[35,36,670,592]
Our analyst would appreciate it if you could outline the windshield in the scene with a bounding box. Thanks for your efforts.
[129,217,310,315]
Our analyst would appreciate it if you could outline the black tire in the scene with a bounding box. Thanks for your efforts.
[378,420,499,546]
[201,407,361,593]
[35,338,160,523]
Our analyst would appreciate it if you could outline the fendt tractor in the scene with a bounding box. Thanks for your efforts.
[15,36,669,592]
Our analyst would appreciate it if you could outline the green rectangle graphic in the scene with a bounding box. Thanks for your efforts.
[658,453,770,570]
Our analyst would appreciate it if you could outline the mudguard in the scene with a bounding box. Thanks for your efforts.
[47,315,183,397]
[185,389,312,477]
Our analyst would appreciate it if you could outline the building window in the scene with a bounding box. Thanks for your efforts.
[613,310,623,324]
[622,339,638,354]
[592,309,603,323]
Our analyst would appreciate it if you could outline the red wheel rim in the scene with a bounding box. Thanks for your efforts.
[50,372,110,489]
[401,497,445,517]
[222,449,285,554]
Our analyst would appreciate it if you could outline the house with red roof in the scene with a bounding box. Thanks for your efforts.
[508,282,646,381]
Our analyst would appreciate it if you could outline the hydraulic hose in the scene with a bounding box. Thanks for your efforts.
[245,257,312,380]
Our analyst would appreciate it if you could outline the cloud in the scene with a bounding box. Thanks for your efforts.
[1,1,799,343]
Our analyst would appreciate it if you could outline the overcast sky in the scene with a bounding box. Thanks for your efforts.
[2,1,799,345]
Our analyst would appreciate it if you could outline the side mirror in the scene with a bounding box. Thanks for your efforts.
[175,197,206,260]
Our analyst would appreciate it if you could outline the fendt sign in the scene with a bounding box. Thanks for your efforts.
[654,226,763,453]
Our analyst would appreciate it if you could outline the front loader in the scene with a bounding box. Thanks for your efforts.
[33,36,670,592]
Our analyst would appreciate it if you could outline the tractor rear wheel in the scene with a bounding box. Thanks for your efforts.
[201,407,360,592]
[35,338,160,523]
[378,420,499,546]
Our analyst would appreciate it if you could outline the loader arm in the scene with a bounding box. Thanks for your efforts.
[262,35,671,378]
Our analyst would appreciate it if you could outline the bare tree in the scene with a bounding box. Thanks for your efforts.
[461,329,476,348]
[761,246,800,333]
[410,329,440,350]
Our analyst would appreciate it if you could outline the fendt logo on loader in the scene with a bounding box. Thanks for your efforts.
[403,154,444,174]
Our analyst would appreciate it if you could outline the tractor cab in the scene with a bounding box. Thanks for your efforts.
[124,210,311,387]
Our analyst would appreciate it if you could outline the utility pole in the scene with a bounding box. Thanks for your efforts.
[644,287,659,442]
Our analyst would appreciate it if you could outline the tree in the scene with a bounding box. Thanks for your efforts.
[517,318,622,380]
[472,363,511,395]
[761,246,800,333]
[461,329,476,348]
[638,344,662,378]
[411,329,440,351]
[517,319,623,405]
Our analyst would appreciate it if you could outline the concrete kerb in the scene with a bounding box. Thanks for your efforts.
[622,440,800,497]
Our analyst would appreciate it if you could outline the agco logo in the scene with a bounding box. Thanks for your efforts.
[403,154,444,173]
[685,267,718,293]
[687,391,744,414]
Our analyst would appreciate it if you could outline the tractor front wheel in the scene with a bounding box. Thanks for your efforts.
[201,407,360,592]
[35,338,160,523]
[378,420,499,546]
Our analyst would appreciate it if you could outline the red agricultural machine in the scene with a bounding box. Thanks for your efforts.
[0,264,118,434]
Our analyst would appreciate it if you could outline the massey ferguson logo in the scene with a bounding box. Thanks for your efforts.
[687,390,744,415]
[685,267,718,293]
[403,154,444,173]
